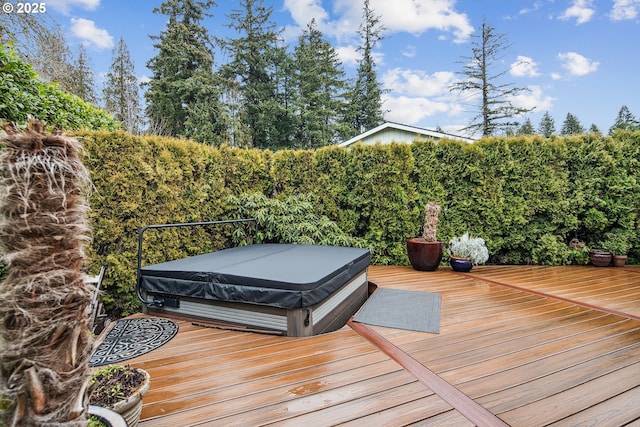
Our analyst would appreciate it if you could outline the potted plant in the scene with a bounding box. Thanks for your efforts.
[88,405,127,427]
[447,233,489,272]
[89,365,151,427]
[406,202,443,271]
[600,230,632,267]
[588,248,612,267]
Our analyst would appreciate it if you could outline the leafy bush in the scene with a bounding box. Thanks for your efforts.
[0,43,118,130]
[227,192,365,248]
[532,234,573,265]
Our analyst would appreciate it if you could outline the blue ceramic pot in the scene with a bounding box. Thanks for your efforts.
[450,257,473,272]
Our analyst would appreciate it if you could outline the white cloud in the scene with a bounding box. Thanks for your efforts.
[510,56,540,78]
[284,0,473,43]
[335,45,360,66]
[610,0,640,20]
[557,52,599,76]
[402,45,416,58]
[509,85,555,112]
[47,0,100,14]
[382,95,451,125]
[383,68,455,97]
[559,0,595,24]
[284,0,328,24]
[70,18,114,50]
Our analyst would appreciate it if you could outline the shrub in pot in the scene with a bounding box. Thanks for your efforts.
[600,230,632,267]
[89,365,151,427]
[447,233,489,272]
[406,202,443,271]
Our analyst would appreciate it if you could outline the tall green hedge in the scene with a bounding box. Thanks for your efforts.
[66,130,640,316]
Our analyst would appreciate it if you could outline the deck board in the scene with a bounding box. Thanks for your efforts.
[129,265,640,426]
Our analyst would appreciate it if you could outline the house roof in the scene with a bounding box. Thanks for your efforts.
[338,122,475,147]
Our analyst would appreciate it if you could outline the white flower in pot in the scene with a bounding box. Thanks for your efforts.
[447,233,489,272]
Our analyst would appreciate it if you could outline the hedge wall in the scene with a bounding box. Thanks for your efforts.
[73,130,640,316]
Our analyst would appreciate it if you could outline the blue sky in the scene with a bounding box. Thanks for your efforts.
[23,0,640,137]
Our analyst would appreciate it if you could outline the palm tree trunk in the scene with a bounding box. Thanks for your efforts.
[0,121,94,426]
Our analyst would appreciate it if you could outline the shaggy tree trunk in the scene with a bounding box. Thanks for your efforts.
[0,121,94,426]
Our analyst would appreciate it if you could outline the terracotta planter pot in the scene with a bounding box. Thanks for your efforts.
[406,238,443,271]
[612,255,627,267]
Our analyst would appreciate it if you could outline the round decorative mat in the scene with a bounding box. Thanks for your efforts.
[89,317,178,367]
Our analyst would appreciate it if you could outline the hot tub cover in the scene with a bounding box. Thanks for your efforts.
[139,244,370,309]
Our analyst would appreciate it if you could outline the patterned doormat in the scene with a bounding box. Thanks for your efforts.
[89,317,178,367]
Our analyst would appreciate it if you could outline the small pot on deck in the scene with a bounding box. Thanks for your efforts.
[449,256,473,272]
[612,255,627,267]
[589,249,612,267]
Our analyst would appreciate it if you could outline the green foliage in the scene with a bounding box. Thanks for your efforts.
[60,130,640,317]
[103,38,142,134]
[344,0,385,135]
[292,19,349,147]
[227,192,364,248]
[145,0,227,144]
[538,111,556,137]
[532,234,573,265]
[221,0,286,149]
[343,143,418,264]
[561,112,585,135]
[599,229,634,255]
[0,43,118,130]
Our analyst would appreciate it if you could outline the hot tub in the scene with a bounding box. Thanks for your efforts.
[136,225,370,336]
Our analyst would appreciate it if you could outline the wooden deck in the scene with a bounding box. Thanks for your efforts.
[120,265,640,426]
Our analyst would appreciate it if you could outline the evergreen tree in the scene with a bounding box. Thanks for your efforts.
[346,0,385,135]
[516,117,535,135]
[538,111,556,138]
[103,38,142,134]
[560,112,585,135]
[609,105,639,134]
[145,0,227,144]
[450,17,533,137]
[68,45,97,104]
[221,0,287,149]
[292,19,348,148]
[589,124,601,134]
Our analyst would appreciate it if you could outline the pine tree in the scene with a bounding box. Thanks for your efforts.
[145,0,227,144]
[609,105,639,134]
[103,38,142,134]
[346,0,385,135]
[538,111,556,138]
[292,19,348,148]
[68,45,97,104]
[516,117,535,135]
[450,18,533,137]
[221,0,287,149]
[560,112,585,135]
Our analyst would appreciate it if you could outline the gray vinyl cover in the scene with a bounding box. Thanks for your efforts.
[140,244,370,309]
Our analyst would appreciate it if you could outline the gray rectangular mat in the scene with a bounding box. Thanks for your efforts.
[353,288,441,333]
